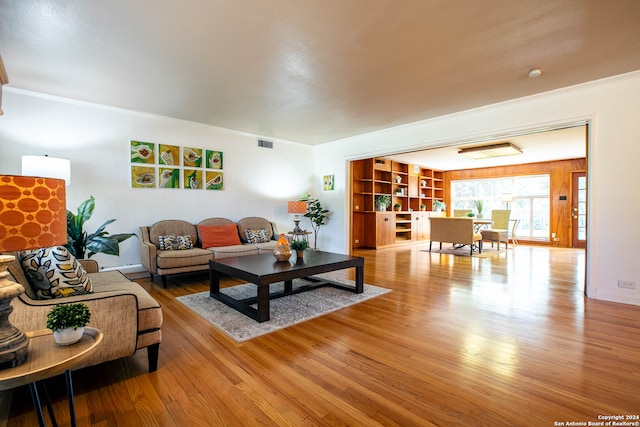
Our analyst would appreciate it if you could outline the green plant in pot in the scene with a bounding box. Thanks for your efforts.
[432,199,446,212]
[300,194,329,249]
[66,196,136,259]
[375,195,391,211]
[393,203,402,211]
[473,200,484,218]
[419,204,426,211]
[46,303,91,345]
[290,239,309,263]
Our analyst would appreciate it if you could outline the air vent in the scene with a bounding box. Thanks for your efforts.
[258,139,273,149]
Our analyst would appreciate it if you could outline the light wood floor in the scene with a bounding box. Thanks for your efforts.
[4,245,640,426]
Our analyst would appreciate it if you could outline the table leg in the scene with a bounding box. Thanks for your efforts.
[40,381,58,427]
[28,382,46,427]
[65,370,77,427]
[209,269,221,297]
[256,285,270,322]
[355,264,364,294]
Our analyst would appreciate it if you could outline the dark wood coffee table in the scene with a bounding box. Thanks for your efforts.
[209,251,364,322]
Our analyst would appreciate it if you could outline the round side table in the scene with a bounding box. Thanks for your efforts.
[0,327,103,427]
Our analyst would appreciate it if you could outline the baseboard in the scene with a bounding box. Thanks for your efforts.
[100,264,149,279]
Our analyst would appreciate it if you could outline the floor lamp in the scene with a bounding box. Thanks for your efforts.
[0,175,67,368]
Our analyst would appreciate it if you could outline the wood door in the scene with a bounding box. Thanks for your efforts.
[571,171,586,249]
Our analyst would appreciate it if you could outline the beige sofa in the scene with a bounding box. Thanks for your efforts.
[428,217,483,255]
[6,254,162,372]
[139,216,278,287]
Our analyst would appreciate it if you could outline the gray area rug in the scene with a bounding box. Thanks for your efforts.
[176,275,391,342]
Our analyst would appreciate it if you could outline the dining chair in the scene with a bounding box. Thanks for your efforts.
[481,209,511,249]
[453,209,472,217]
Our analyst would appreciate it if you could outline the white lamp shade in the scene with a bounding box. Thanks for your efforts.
[22,155,71,185]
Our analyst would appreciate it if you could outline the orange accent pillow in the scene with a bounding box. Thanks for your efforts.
[198,224,242,248]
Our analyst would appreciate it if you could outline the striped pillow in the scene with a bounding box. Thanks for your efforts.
[158,235,193,250]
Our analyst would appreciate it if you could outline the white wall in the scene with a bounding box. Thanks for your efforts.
[0,89,314,269]
[314,71,640,307]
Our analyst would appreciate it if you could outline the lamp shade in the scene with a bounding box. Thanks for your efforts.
[502,193,513,202]
[288,201,307,214]
[0,175,67,251]
[22,155,71,185]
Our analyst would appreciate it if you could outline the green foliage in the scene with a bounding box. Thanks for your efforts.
[46,303,91,331]
[66,196,136,259]
[290,239,309,251]
[432,199,446,211]
[473,199,484,214]
[375,194,391,209]
[300,194,329,249]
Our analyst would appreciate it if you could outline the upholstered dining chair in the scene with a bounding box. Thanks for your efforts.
[481,209,512,249]
[453,209,472,217]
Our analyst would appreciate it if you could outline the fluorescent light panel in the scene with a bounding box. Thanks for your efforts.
[458,142,522,159]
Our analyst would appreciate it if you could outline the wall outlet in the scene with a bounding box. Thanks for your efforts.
[354,239,360,244]
[551,232,556,238]
[618,280,637,289]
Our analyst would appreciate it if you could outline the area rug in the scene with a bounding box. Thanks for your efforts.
[421,246,507,258]
[176,275,391,342]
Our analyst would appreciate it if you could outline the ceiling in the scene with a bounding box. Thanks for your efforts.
[388,124,587,170]
[1,1,639,146]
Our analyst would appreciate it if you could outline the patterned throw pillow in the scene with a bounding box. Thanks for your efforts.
[244,229,270,243]
[158,235,193,250]
[20,246,93,299]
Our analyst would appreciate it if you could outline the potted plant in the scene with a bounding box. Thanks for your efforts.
[46,303,91,345]
[290,239,309,263]
[473,200,484,218]
[432,199,446,212]
[419,204,427,211]
[375,195,391,211]
[300,194,329,249]
[66,196,136,258]
[393,203,402,211]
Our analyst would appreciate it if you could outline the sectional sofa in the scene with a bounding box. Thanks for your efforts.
[139,216,278,287]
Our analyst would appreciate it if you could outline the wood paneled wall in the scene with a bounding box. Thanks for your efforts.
[443,158,586,247]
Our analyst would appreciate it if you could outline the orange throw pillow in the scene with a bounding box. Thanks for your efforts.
[198,224,241,248]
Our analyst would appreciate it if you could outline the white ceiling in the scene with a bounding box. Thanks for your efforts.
[388,124,586,170]
[1,1,639,146]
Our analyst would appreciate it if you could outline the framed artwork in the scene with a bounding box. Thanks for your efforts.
[206,150,223,169]
[205,171,223,190]
[159,167,180,188]
[130,141,155,164]
[159,144,179,166]
[131,166,156,188]
[183,169,202,189]
[323,175,335,191]
[183,147,203,167]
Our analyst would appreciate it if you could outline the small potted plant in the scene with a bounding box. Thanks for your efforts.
[432,199,446,212]
[473,200,484,218]
[419,204,427,211]
[46,303,91,345]
[290,239,309,263]
[393,203,402,211]
[374,195,391,211]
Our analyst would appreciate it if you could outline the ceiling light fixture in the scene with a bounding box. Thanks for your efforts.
[458,143,523,159]
[528,68,542,78]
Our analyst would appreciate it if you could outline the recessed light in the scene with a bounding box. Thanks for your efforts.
[528,69,542,78]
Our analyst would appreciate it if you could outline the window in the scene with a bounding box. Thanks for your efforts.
[451,175,550,240]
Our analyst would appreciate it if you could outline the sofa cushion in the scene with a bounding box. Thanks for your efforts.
[158,235,193,250]
[156,248,212,269]
[237,217,274,243]
[208,245,259,259]
[20,246,93,299]
[198,223,242,248]
[149,220,198,247]
[244,229,270,243]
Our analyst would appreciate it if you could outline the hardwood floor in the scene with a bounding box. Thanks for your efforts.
[4,245,640,426]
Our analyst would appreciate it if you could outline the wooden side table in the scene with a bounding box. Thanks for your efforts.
[0,327,103,427]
